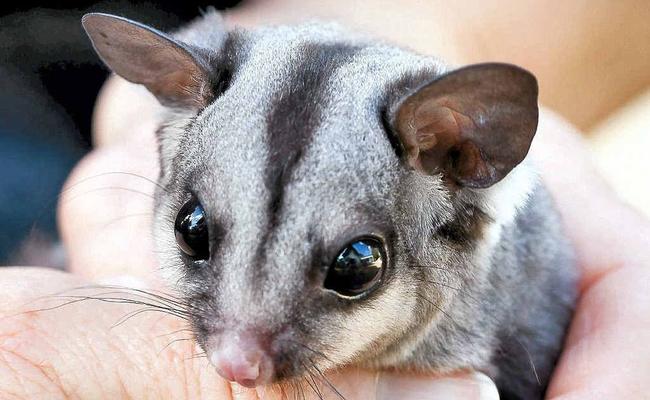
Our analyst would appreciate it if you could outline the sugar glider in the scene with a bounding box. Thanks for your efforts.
[82,10,577,400]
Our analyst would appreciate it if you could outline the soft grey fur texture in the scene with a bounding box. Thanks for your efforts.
[84,10,577,400]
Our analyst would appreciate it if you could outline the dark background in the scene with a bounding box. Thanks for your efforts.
[0,0,242,264]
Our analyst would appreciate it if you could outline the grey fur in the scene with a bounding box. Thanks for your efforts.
[84,10,577,399]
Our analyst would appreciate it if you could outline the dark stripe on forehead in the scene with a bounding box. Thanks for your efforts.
[255,42,361,271]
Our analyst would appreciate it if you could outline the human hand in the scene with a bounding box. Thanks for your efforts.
[528,111,650,399]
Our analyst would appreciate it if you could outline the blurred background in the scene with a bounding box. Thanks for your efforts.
[1,0,649,266]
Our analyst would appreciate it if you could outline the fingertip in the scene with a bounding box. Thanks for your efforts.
[470,371,500,400]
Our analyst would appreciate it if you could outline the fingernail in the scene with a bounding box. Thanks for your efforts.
[377,371,499,400]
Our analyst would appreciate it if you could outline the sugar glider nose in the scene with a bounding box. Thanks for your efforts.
[209,333,274,388]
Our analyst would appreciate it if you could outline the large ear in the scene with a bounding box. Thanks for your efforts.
[392,63,539,188]
[82,13,211,108]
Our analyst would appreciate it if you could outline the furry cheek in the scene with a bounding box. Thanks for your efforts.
[319,275,418,367]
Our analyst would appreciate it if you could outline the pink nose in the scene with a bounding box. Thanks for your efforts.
[209,333,274,388]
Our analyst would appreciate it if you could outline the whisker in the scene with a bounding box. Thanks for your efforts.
[157,337,194,355]
[55,292,191,316]
[299,380,307,400]
[27,171,164,234]
[311,360,346,400]
[100,212,153,229]
[410,277,504,327]
[23,294,191,341]
[66,285,199,313]
[61,186,155,205]
[415,293,456,324]
[110,307,188,329]
[284,339,335,365]
[412,279,463,292]
[515,337,541,386]
[156,328,194,338]
[62,171,167,193]
[286,377,307,400]
[410,277,482,304]
[33,285,195,320]
[185,351,208,361]
[292,378,306,400]
[409,265,465,276]
[22,297,100,314]
[302,363,324,400]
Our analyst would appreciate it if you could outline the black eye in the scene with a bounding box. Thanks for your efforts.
[174,197,209,260]
[324,238,385,298]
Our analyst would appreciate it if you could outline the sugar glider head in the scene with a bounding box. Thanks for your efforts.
[83,11,538,388]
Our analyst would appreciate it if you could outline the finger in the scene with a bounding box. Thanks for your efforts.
[375,371,499,400]
[255,369,498,400]
[530,108,650,290]
[547,265,650,399]
[93,76,161,147]
[0,267,230,399]
[58,143,162,284]
[59,75,165,284]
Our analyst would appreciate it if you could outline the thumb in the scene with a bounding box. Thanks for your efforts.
[375,371,499,400]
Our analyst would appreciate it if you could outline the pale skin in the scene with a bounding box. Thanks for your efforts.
[2,1,650,398]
